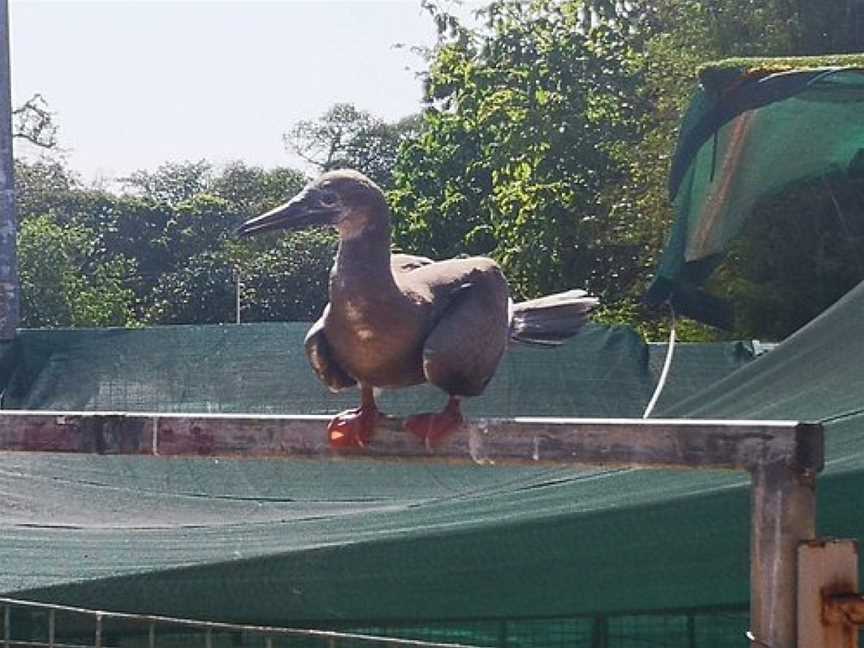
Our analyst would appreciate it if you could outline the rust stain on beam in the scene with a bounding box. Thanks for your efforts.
[826,593,864,626]
[0,411,823,472]
[799,539,860,648]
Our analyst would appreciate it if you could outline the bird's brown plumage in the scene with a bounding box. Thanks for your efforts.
[237,169,596,445]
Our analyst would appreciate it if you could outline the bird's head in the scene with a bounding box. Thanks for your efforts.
[236,169,389,240]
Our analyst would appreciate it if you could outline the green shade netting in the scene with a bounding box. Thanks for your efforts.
[647,62,864,326]
[0,320,765,628]
[0,323,655,417]
[0,321,762,419]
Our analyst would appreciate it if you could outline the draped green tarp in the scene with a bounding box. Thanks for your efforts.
[646,57,864,327]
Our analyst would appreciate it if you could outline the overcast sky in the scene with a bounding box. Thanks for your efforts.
[9,0,480,183]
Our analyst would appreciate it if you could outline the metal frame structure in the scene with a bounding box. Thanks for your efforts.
[0,595,488,648]
[0,411,826,648]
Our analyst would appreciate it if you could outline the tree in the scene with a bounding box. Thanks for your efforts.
[18,215,136,328]
[14,158,79,222]
[391,0,646,302]
[12,94,58,149]
[208,161,307,217]
[240,231,336,322]
[145,231,336,326]
[285,103,419,189]
[121,160,213,207]
[145,250,237,325]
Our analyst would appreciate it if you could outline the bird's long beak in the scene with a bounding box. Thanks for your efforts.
[235,189,339,237]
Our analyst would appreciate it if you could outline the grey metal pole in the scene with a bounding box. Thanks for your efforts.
[0,0,19,340]
[235,267,241,324]
[749,462,817,648]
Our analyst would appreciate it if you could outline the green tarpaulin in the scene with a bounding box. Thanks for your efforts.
[647,58,864,327]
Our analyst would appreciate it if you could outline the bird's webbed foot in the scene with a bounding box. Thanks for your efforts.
[328,387,378,448]
[404,397,464,447]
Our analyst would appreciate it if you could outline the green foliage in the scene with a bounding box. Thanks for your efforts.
[18,215,137,328]
[11,0,861,341]
[145,250,237,325]
[13,158,79,222]
[13,157,332,327]
[392,0,646,301]
[239,231,337,322]
[121,160,213,207]
[145,231,336,325]
[121,160,307,216]
[710,176,864,340]
[208,162,307,217]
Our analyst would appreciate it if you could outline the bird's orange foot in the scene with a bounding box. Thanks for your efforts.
[404,397,463,447]
[328,404,378,448]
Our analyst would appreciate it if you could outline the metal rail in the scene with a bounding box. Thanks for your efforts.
[0,597,482,648]
[0,411,825,648]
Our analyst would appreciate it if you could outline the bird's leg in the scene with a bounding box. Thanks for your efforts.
[328,385,379,448]
[404,396,464,447]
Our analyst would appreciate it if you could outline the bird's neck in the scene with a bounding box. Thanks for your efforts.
[332,219,395,289]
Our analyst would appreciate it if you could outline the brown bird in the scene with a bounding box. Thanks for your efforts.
[237,170,597,448]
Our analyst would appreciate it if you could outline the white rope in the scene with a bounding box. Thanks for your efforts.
[642,307,677,419]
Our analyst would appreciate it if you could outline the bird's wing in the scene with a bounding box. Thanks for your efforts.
[391,253,435,274]
[418,260,510,397]
[304,308,357,392]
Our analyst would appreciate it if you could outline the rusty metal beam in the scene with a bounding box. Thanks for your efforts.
[0,411,823,472]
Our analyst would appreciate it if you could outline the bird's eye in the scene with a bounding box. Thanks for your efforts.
[319,191,339,206]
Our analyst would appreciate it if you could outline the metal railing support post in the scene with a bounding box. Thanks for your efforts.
[749,462,817,648]
[94,613,103,648]
[589,616,607,648]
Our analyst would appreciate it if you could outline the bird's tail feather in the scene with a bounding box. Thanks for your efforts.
[509,290,599,348]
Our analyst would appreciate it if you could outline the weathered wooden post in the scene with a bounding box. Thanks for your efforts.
[0,0,19,341]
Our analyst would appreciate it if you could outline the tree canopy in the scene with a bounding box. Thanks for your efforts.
[11,0,863,340]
